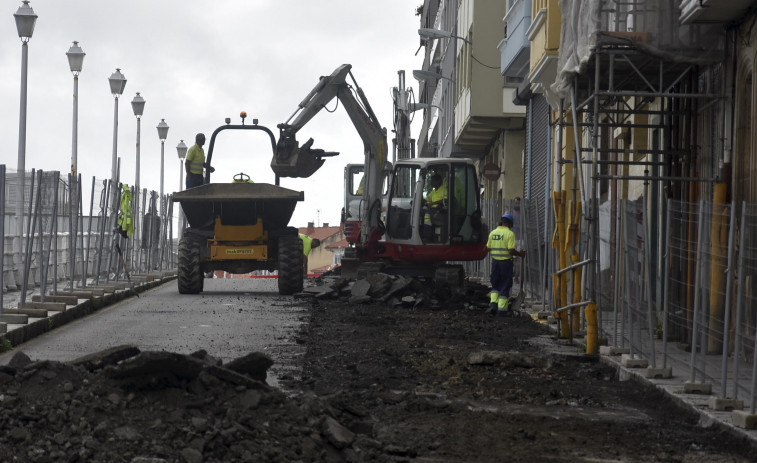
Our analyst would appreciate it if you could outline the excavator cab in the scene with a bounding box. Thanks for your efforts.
[384,159,484,247]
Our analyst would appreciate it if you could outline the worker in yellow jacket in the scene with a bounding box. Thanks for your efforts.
[422,174,448,241]
[298,233,321,275]
[486,213,525,316]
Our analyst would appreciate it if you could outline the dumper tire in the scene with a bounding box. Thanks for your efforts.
[178,235,205,294]
[278,235,303,295]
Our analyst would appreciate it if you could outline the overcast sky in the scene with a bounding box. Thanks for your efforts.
[0,0,423,228]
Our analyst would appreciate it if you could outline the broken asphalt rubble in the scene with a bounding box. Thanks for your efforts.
[297,272,492,311]
[0,345,392,462]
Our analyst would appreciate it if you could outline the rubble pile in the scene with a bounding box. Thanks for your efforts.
[0,346,395,463]
[300,272,493,311]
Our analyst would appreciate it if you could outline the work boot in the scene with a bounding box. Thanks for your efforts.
[488,302,498,316]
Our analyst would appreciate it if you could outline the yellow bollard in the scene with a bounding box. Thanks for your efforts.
[708,183,727,354]
[586,302,598,355]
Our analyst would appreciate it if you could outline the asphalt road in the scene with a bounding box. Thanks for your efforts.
[0,278,309,387]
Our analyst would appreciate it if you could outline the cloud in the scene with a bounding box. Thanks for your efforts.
[1,0,422,227]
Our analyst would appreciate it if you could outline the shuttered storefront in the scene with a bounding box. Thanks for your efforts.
[526,94,550,244]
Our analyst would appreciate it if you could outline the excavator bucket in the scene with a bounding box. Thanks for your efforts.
[340,257,360,279]
[271,135,334,178]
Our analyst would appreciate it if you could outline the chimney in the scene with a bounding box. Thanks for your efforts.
[307,221,315,235]
[323,222,329,227]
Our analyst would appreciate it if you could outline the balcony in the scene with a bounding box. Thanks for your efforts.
[499,0,531,81]
[680,0,755,24]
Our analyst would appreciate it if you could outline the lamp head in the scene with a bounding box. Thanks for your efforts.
[131,92,145,117]
[14,1,37,41]
[156,119,169,141]
[176,140,188,159]
[66,41,85,74]
[412,70,441,82]
[418,28,452,40]
[108,68,127,96]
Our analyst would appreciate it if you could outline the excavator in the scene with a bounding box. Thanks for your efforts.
[272,64,487,286]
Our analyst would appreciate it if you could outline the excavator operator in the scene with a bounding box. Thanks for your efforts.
[422,173,448,242]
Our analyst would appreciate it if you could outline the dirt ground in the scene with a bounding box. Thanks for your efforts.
[0,277,755,462]
[280,279,757,462]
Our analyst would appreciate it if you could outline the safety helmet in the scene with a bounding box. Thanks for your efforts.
[501,213,514,223]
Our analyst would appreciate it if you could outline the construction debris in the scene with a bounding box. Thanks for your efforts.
[298,271,493,311]
[0,346,399,462]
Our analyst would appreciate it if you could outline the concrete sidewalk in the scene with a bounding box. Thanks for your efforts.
[0,271,176,350]
[521,298,757,447]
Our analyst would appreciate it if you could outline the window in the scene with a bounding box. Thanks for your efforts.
[386,165,422,240]
[349,166,364,195]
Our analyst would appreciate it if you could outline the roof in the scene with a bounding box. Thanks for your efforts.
[325,238,349,250]
[298,226,343,242]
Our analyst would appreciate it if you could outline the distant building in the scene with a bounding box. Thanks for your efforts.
[298,222,345,275]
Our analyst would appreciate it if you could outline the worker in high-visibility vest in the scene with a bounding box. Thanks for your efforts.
[185,133,215,189]
[117,185,133,238]
[422,173,448,241]
[299,233,321,275]
[485,213,525,316]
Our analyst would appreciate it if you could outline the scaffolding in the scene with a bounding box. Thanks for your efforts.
[550,1,728,334]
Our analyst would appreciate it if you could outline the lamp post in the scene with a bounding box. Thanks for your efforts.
[108,69,127,191]
[66,40,84,290]
[130,93,145,269]
[14,0,37,273]
[176,139,188,230]
[66,41,85,177]
[156,119,169,218]
[131,93,145,196]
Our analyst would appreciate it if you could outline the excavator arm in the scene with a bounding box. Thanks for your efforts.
[273,64,388,245]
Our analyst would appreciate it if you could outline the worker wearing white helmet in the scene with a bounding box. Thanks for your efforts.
[485,212,525,316]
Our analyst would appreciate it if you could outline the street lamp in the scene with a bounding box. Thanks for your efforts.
[409,102,444,115]
[412,69,455,84]
[108,67,126,189]
[108,68,126,239]
[130,92,145,268]
[66,40,85,290]
[176,139,188,230]
[131,93,145,195]
[66,41,85,177]
[14,0,37,280]
[156,119,169,217]
[418,28,472,45]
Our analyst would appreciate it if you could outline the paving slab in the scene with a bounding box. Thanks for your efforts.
[732,410,757,429]
[0,314,28,325]
[23,301,66,312]
[4,308,48,318]
[683,381,713,394]
[32,295,79,305]
[67,290,102,298]
[709,397,744,411]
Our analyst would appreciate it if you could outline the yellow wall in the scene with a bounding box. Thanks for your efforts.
[457,0,507,118]
[489,131,526,199]
[305,231,344,273]
[528,0,560,80]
